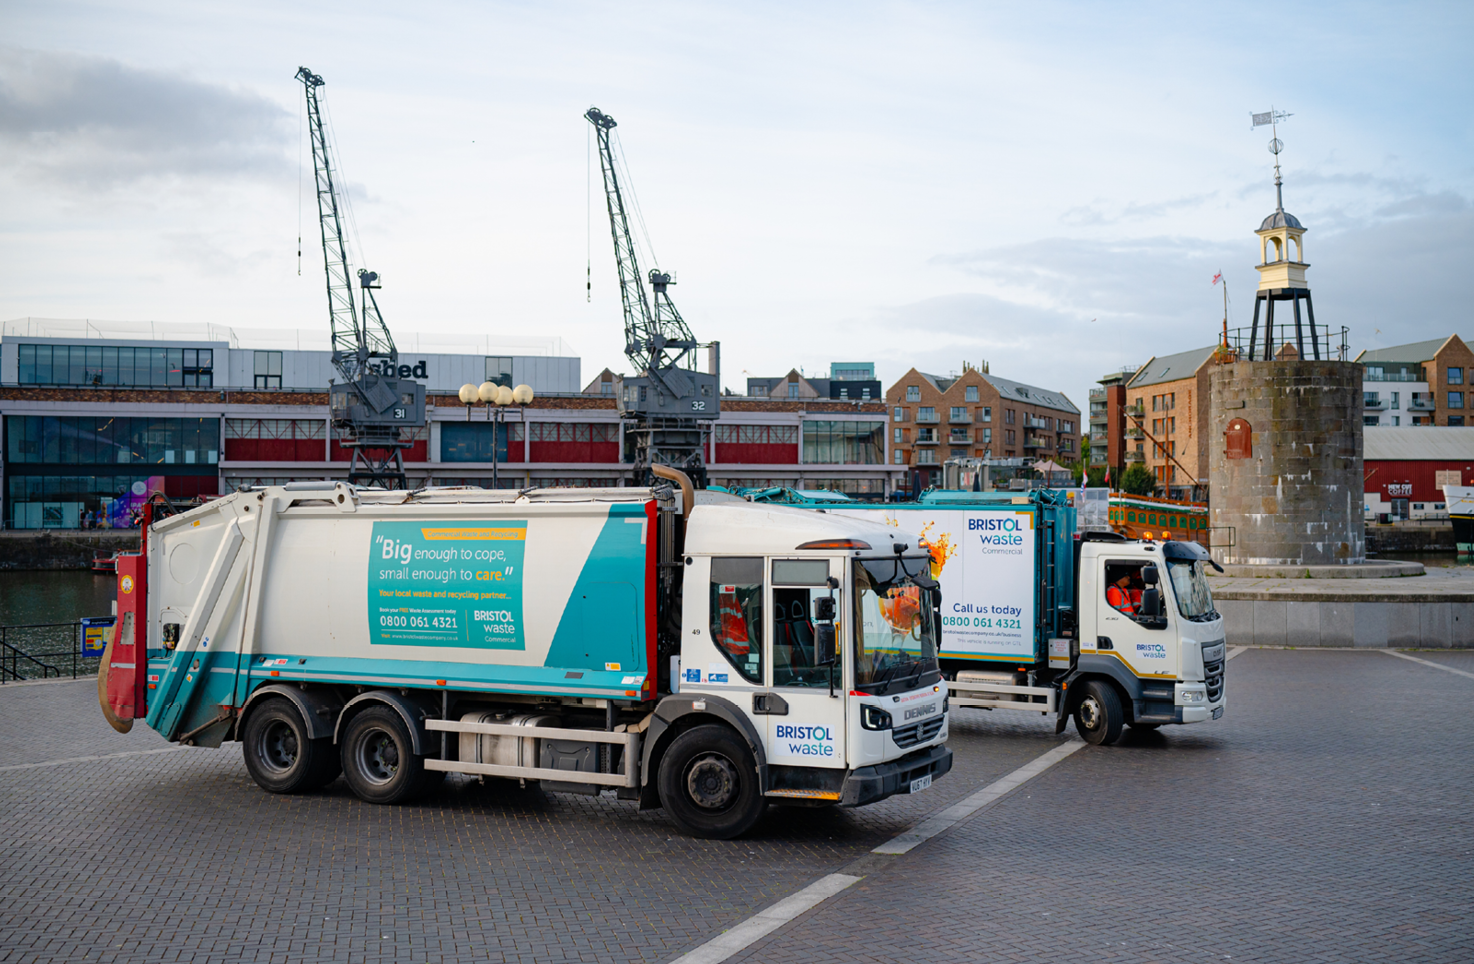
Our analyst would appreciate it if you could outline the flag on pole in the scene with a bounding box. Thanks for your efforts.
[1212,271,1223,286]
[1251,111,1274,127]
[1104,464,1111,487]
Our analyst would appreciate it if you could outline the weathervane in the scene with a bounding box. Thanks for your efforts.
[1251,107,1293,211]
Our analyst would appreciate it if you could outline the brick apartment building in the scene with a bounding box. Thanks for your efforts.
[886,365,1080,491]
[1088,366,1139,478]
[1355,335,1474,428]
[1122,346,1217,500]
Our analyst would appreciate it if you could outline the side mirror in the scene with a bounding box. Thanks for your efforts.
[1142,564,1159,586]
[815,623,837,665]
[1140,586,1164,618]
[813,596,836,621]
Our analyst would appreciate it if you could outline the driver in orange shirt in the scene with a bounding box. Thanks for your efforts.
[1106,572,1143,615]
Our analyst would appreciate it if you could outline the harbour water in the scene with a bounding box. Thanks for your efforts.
[0,570,116,628]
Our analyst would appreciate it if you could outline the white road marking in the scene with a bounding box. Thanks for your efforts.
[668,737,1084,963]
[667,873,861,964]
[873,738,1084,855]
[1382,649,1474,681]
[1227,646,1246,660]
[0,746,187,773]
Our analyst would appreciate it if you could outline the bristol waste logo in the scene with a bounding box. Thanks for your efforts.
[1135,643,1168,659]
[775,724,836,758]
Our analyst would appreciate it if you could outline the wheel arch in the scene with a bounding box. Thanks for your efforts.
[640,694,768,809]
[333,689,434,755]
[1064,656,1143,719]
[236,683,341,742]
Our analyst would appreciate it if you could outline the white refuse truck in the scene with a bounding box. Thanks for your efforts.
[749,488,1227,745]
[99,474,952,838]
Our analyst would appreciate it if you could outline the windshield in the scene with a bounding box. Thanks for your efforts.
[853,556,940,694]
[1167,559,1216,620]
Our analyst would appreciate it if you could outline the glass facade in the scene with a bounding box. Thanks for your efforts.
[802,421,884,464]
[17,344,214,387]
[4,416,221,529]
[7,416,219,466]
[441,421,518,462]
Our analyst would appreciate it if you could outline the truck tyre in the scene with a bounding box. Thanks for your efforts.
[242,698,340,793]
[1074,681,1124,746]
[657,724,766,840]
[340,706,428,804]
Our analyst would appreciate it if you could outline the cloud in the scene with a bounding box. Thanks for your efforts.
[1059,193,1220,227]
[0,47,291,188]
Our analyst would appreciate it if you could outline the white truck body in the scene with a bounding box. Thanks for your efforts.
[102,481,952,838]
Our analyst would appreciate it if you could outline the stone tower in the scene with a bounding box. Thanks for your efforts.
[1208,147,1365,566]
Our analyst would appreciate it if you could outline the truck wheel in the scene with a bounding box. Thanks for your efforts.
[658,724,766,840]
[340,706,427,804]
[1074,681,1124,746]
[242,699,339,793]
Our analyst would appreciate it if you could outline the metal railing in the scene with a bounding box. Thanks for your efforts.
[1221,322,1352,362]
[0,619,110,683]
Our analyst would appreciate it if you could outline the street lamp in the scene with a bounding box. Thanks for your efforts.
[457,382,534,488]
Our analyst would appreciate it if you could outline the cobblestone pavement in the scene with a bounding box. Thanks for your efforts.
[726,648,1474,963]
[4,650,1471,963]
[0,678,1059,963]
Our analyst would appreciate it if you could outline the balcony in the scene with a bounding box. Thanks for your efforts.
[915,412,940,423]
[1125,450,1145,462]
[1089,388,1106,400]
[949,411,972,424]
[948,431,971,444]
[1410,396,1435,411]
[1125,402,1144,416]
[1090,411,1108,424]
[1126,425,1144,438]
[1023,438,1048,450]
[1024,415,1050,430]
[1363,397,1386,410]
[1089,431,1108,443]
[915,432,939,445]
[1363,371,1423,383]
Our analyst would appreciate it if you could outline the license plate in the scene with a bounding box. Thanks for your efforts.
[909,774,932,794]
[1212,707,1223,720]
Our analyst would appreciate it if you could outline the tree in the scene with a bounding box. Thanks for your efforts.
[1120,463,1158,497]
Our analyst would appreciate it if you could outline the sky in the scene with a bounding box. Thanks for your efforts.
[2,1,1471,415]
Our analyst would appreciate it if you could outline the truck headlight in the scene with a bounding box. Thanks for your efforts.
[861,704,893,730]
[1180,690,1204,703]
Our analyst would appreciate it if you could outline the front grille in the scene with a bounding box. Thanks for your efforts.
[1204,657,1225,702]
[891,715,944,749]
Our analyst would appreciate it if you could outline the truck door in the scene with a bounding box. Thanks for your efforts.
[1096,559,1176,680]
[759,558,846,772]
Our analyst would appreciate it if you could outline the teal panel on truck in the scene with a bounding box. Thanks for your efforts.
[366,519,528,650]
[543,502,650,677]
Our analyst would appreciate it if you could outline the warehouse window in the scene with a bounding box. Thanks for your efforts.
[254,351,282,389]
[1449,367,1464,385]
[1450,392,1464,410]
[965,385,979,402]
[803,421,884,464]
[485,356,513,387]
[17,344,214,388]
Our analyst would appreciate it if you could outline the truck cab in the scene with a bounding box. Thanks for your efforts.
[1065,534,1226,743]
[671,499,952,827]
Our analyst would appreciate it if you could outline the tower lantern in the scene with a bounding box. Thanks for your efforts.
[1246,113,1322,361]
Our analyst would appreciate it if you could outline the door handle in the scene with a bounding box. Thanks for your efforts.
[752,693,789,715]
[1096,636,1113,650]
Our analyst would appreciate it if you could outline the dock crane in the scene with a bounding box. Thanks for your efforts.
[585,107,719,487]
[297,66,425,489]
